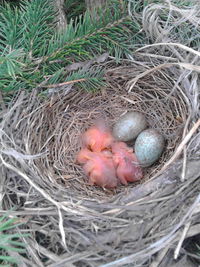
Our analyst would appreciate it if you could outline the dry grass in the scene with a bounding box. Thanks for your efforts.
[0,1,200,266]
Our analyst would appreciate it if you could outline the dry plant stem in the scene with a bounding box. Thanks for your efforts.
[174,221,191,260]
[193,204,200,215]
[183,250,200,261]
[0,166,6,209]
[0,154,98,216]
[136,43,200,58]
[181,147,187,182]
[149,244,171,267]
[128,62,200,92]
[43,78,87,88]
[7,250,36,267]
[1,155,67,248]
[159,118,200,174]
[181,111,192,182]
[173,224,200,259]
[0,90,6,110]
[151,223,200,266]
[85,0,107,10]
[47,251,97,267]
[29,241,61,263]
[180,114,191,182]
[54,0,67,31]
[21,236,45,267]
[101,193,200,267]
[137,52,178,62]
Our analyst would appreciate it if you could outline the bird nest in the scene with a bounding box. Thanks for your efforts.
[1,51,200,266]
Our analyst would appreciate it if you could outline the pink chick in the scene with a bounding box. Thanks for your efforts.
[111,142,143,185]
[77,149,118,188]
[76,148,92,165]
[81,119,114,152]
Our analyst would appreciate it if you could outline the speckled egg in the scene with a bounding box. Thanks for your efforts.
[113,112,147,142]
[135,129,165,167]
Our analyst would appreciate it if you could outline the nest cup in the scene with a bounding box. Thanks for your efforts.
[49,68,186,195]
[1,57,200,266]
[9,66,186,199]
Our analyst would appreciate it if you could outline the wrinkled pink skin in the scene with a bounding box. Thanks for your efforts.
[76,148,118,188]
[81,120,114,152]
[111,142,143,185]
[76,148,91,164]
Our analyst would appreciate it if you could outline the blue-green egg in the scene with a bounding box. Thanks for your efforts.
[135,129,165,167]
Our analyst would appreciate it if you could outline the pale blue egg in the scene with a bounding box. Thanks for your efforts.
[135,129,165,167]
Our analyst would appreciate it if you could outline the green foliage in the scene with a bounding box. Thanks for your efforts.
[0,214,28,266]
[19,0,55,56]
[45,13,141,62]
[0,49,25,78]
[0,0,144,95]
[0,0,55,52]
[0,0,56,93]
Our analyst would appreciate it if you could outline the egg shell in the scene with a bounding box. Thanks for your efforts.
[135,129,165,167]
[113,112,147,142]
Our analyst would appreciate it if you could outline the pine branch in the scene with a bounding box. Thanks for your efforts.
[0,214,28,266]
[44,1,142,62]
[0,0,55,55]
[18,0,56,58]
[45,15,135,62]
[39,65,105,94]
[0,0,144,95]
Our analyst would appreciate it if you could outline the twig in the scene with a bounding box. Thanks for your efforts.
[100,194,200,267]
[43,78,87,88]
[157,118,200,176]
[47,251,96,267]
[128,62,200,92]
[21,235,45,267]
[174,221,191,260]
[136,42,200,58]
[181,147,187,182]
[137,52,178,61]
[0,155,93,249]
[54,0,67,31]
[0,156,84,215]
[181,114,191,182]
[183,249,200,261]
[176,224,200,242]
[149,244,171,267]
[28,240,61,263]
[0,90,6,110]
